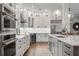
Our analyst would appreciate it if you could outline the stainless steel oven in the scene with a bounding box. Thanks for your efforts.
[0,34,16,56]
[0,4,16,32]
[0,4,16,56]
[2,34,16,42]
[2,15,15,31]
[0,41,16,56]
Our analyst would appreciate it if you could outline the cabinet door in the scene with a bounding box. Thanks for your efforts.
[54,38,58,56]
[48,36,52,52]
[48,36,54,55]
[51,39,55,55]
[51,37,58,56]
[57,40,63,56]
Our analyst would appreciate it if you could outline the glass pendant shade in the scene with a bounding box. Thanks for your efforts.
[68,3,74,18]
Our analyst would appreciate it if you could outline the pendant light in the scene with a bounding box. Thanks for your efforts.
[68,3,74,18]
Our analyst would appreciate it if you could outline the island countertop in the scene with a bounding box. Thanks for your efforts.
[49,34,79,46]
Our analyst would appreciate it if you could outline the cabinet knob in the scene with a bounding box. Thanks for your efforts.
[19,46,21,49]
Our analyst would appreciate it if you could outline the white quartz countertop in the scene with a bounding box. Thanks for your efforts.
[16,35,25,39]
[49,34,79,46]
[16,33,30,39]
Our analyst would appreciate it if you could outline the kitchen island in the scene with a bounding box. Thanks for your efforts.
[48,34,79,56]
[16,34,30,56]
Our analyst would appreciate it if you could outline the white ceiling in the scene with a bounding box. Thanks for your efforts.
[19,3,79,14]
[21,3,62,11]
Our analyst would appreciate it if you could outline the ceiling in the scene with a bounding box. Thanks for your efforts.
[21,3,62,12]
[18,3,79,14]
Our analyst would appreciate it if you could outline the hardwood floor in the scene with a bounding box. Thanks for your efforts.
[24,42,52,56]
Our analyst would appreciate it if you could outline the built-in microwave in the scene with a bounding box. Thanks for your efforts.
[0,15,16,32]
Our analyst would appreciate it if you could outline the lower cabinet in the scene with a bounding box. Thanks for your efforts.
[57,40,63,56]
[48,35,79,56]
[48,36,53,55]
[36,33,48,42]
[62,42,73,56]
[48,36,58,56]
[52,37,58,56]
[62,42,79,56]
[16,35,30,56]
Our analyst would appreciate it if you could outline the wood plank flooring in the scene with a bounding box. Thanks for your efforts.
[24,42,52,56]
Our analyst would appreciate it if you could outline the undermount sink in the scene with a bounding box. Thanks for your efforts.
[56,36,66,38]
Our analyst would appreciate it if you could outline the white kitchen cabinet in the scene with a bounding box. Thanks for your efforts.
[36,33,48,42]
[48,36,54,55]
[48,35,58,56]
[49,36,73,56]
[57,40,63,56]
[52,37,58,56]
[48,35,63,56]
[16,35,30,56]
[48,34,79,56]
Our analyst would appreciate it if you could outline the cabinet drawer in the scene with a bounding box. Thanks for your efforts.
[16,45,22,51]
[16,51,20,55]
[63,50,73,56]
[16,39,23,45]
[16,48,23,56]
[64,51,71,56]
[63,42,73,52]
[63,45,73,56]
